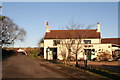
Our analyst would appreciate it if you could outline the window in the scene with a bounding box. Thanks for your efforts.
[53,40,57,46]
[92,49,95,52]
[84,45,93,47]
[89,45,93,47]
[53,40,60,46]
[57,40,60,44]
[84,40,91,44]
[98,49,101,51]
[91,49,95,55]
[84,45,87,47]
[72,40,75,44]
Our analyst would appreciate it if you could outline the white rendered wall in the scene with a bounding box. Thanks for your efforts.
[44,39,54,59]
[58,43,112,60]
[44,38,114,60]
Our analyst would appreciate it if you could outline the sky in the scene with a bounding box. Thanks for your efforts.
[1,1,119,47]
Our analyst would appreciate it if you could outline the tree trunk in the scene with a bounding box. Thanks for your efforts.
[84,60,87,70]
[75,53,79,67]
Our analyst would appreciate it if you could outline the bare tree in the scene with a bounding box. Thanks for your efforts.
[37,37,44,58]
[58,47,67,64]
[58,21,93,67]
[0,15,26,46]
[38,37,44,47]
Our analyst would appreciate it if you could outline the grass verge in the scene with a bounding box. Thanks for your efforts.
[49,60,120,80]
[87,68,120,80]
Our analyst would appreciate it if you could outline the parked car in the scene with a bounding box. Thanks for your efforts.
[112,50,120,61]
[16,49,28,56]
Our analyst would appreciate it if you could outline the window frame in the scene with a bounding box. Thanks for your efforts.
[53,40,60,46]
[84,40,91,44]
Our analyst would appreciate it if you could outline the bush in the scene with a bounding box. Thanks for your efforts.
[2,49,16,60]
[96,51,113,61]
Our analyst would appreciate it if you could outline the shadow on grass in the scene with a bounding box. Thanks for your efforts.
[48,60,120,80]
[2,49,17,61]
[87,68,120,80]
[48,60,64,64]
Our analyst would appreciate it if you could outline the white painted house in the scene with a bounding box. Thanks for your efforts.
[43,22,120,61]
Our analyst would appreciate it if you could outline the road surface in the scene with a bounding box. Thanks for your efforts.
[2,54,72,79]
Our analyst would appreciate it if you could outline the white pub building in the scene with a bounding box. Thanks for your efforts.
[42,22,120,61]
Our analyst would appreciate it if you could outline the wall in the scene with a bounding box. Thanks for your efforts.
[57,43,112,60]
[44,39,57,59]
[44,38,114,60]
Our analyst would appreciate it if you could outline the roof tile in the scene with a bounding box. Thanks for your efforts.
[44,29,100,39]
[101,38,120,45]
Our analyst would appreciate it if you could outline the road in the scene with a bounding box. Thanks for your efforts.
[2,54,72,79]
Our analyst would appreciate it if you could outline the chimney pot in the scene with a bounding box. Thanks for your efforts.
[45,21,48,25]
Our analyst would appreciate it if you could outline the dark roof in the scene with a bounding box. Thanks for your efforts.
[101,38,120,45]
[44,29,100,39]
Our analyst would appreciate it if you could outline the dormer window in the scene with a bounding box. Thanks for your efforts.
[84,40,91,44]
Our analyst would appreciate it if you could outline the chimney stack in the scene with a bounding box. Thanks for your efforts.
[97,22,100,32]
[45,21,50,32]
[46,21,48,25]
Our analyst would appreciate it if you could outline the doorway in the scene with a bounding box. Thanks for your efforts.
[84,49,92,61]
[50,48,57,60]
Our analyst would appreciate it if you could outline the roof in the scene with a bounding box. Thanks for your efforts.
[101,38,120,45]
[44,29,100,39]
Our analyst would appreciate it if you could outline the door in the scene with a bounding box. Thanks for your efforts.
[84,49,91,61]
[52,48,57,60]
[50,48,57,60]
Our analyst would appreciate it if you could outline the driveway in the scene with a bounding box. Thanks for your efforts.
[2,54,71,79]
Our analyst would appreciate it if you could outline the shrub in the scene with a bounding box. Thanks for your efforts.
[2,49,16,60]
[96,50,113,61]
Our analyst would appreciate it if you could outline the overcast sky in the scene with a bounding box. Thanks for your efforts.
[2,2,119,47]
